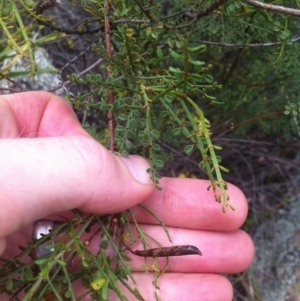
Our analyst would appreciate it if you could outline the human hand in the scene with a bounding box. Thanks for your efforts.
[0,92,254,301]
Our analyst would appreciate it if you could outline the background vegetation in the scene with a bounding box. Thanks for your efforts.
[1,0,300,300]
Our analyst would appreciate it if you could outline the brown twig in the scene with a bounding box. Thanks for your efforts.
[37,19,101,35]
[197,0,228,18]
[168,0,228,29]
[233,74,277,87]
[191,36,300,48]
[243,0,300,16]
[228,111,284,131]
[133,0,158,23]
[49,58,103,93]
[104,0,115,152]
[132,0,227,29]
[0,72,25,92]
[223,48,246,85]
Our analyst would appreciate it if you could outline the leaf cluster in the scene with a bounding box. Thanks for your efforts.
[1,0,300,300]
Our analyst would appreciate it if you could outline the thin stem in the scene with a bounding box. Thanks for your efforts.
[138,204,172,243]
[104,0,115,151]
[243,0,300,16]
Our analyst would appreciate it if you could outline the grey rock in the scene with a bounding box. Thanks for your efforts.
[250,196,300,301]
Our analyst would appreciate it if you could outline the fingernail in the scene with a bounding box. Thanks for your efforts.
[119,156,152,185]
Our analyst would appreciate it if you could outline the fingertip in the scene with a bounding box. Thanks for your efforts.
[225,182,249,229]
[159,274,233,301]
[131,177,249,232]
[237,230,255,272]
[0,238,7,256]
[151,274,233,301]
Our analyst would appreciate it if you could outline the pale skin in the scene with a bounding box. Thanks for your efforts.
[0,91,254,301]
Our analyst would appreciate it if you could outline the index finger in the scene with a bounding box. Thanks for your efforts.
[132,177,248,231]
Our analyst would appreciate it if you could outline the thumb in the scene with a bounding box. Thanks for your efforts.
[0,136,154,243]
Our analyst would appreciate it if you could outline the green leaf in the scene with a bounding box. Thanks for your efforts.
[174,72,183,81]
[169,66,182,73]
[117,266,130,280]
[113,100,121,109]
[56,259,66,266]
[138,130,145,137]
[227,3,235,13]
[81,260,89,268]
[151,32,158,39]
[234,1,241,8]
[198,161,205,169]
[124,139,132,148]
[100,238,108,250]
[96,74,102,82]
[189,59,205,66]
[150,130,160,139]
[116,125,124,132]
[213,145,222,150]
[167,38,174,48]
[280,30,290,39]
[169,49,182,59]
[86,73,92,81]
[219,165,230,173]
[70,73,79,81]
[120,8,129,16]
[101,281,109,300]
[5,278,13,291]
[153,159,164,169]
[184,144,194,154]
[188,45,206,53]
[164,94,173,102]
[35,258,49,266]
[157,48,163,58]
[203,74,213,83]
[82,274,90,289]
[119,114,129,121]
[173,127,181,135]
[191,74,204,81]
[113,33,124,42]
[152,143,161,151]
[175,39,184,48]
[121,149,129,157]
[216,156,222,163]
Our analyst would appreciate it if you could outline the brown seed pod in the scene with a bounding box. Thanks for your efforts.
[133,245,202,257]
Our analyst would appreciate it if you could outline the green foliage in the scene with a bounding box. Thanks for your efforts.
[65,2,230,205]
[285,101,300,116]
[0,211,172,301]
[0,0,64,78]
[1,0,300,300]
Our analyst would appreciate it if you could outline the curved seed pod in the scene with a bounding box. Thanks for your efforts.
[134,245,202,257]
